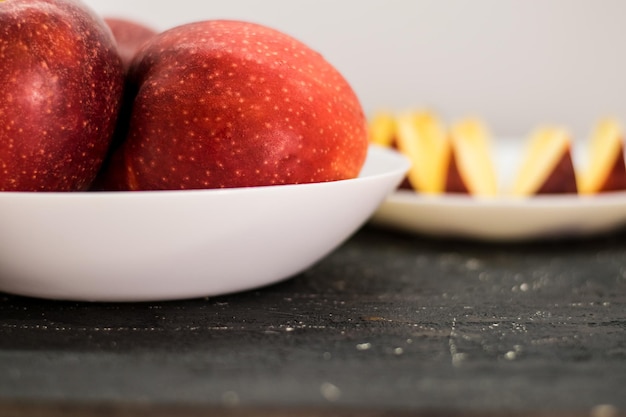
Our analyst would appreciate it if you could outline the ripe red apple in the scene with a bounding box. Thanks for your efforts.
[89,17,158,190]
[0,0,124,191]
[99,20,368,191]
[104,17,157,71]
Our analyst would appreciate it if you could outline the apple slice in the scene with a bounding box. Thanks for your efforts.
[394,111,450,194]
[368,111,397,148]
[368,110,414,190]
[578,119,626,194]
[511,127,578,196]
[445,119,498,197]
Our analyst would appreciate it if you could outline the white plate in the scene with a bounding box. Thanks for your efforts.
[371,139,626,241]
[371,190,626,242]
[0,145,409,302]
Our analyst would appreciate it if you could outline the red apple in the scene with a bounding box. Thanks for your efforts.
[98,20,368,191]
[0,0,124,191]
[104,17,158,72]
[89,17,158,190]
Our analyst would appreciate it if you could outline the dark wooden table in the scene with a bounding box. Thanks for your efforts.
[1,225,625,416]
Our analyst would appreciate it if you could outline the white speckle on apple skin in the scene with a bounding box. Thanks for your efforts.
[102,19,367,191]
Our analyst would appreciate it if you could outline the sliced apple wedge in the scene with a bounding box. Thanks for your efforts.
[511,127,577,196]
[368,111,397,148]
[578,119,626,194]
[394,111,450,194]
[445,118,498,197]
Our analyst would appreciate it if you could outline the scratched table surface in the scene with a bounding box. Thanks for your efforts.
[0,225,625,417]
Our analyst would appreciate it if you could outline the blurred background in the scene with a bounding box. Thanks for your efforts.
[85,0,626,139]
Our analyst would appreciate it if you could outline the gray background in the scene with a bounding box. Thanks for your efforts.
[87,0,626,138]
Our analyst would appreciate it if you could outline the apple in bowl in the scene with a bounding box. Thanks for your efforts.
[104,17,158,71]
[96,19,369,191]
[0,0,124,191]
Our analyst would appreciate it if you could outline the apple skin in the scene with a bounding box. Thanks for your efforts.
[99,20,368,191]
[90,17,157,190]
[536,149,578,195]
[444,151,469,194]
[104,17,157,72]
[0,0,124,191]
[599,144,626,192]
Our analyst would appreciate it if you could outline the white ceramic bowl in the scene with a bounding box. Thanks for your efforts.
[0,145,409,302]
